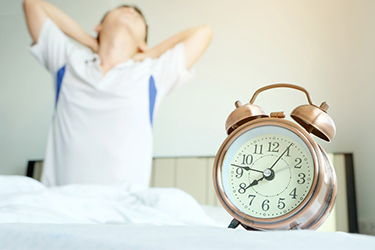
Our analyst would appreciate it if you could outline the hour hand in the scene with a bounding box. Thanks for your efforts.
[247,176,265,189]
[231,164,263,174]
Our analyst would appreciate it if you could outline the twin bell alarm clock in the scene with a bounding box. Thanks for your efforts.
[213,83,337,231]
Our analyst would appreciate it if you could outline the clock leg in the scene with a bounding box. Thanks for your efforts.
[241,224,260,231]
[228,218,241,229]
[291,225,302,230]
[228,218,262,231]
[290,222,302,230]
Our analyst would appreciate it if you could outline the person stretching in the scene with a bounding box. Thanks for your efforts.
[23,0,213,189]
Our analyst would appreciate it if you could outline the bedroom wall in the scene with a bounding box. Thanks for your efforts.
[1,0,375,234]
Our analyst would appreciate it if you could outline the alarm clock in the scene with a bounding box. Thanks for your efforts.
[213,83,337,230]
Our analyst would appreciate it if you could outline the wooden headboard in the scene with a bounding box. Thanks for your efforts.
[27,153,357,233]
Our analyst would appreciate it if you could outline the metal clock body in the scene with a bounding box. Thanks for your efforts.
[213,84,337,230]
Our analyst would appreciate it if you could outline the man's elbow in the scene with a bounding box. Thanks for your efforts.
[23,0,38,12]
[193,25,213,47]
[23,0,31,8]
[199,25,214,40]
[184,25,213,69]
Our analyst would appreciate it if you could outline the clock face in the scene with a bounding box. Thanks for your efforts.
[221,125,315,219]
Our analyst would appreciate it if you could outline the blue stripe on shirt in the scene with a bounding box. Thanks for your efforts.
[56,65,66,106]
[149,76,157,125]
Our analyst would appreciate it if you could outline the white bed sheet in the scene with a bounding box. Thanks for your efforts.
[1,175,375,250]
[2,223,375,250]
[0,175,215,226]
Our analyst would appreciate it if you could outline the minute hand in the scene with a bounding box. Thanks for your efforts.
[270,143,294,170]
[231,164,263,174]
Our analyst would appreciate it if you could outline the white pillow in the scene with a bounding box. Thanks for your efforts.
[0,175,45,194]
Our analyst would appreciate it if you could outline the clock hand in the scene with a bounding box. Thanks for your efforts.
[274,165,292,173]
[231,164,263,174]
[258,164,292,182]
[238,144,294,189]
[245,176,265,190]
[269,143,294,170]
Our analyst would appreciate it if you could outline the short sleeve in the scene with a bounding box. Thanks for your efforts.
[151,42,195,97]
[29,18,74,75]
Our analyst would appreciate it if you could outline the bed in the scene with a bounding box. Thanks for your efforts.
[1,154,374,249]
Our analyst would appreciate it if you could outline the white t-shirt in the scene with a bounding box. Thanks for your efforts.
[29,18,195,190]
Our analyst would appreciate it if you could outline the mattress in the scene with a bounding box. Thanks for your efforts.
[2,223,375,250]
[0,175,374,250]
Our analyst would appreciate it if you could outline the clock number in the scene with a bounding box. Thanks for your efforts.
[254,145,263,155]
[294,158,302,168]
[242,154,253,165]
[235,167,243,178]
[297,173,306,184]
[238,183,247,194]
[289,188,297,199]
[285,146,291,157]
[248,195,256,206]
[268,142,280,152]
[262,199,270,211]
[277,198,286,209]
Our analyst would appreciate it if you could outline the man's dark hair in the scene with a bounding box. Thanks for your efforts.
[97,5,148,44]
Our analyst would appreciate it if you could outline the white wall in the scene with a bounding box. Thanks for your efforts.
[0,0,374,232]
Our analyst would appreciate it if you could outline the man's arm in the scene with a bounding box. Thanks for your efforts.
[134,25,213,69]
[23,0,98,52]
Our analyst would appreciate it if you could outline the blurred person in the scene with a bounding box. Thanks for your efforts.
[23,0,213,189]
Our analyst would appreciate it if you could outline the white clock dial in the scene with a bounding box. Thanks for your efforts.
[222,126,315,219]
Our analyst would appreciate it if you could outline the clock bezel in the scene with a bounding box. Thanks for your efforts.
[213,117,326,230]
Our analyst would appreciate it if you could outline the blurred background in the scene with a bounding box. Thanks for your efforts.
[1,0,374,234]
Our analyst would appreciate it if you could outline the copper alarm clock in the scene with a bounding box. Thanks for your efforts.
[213,84,337,230]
